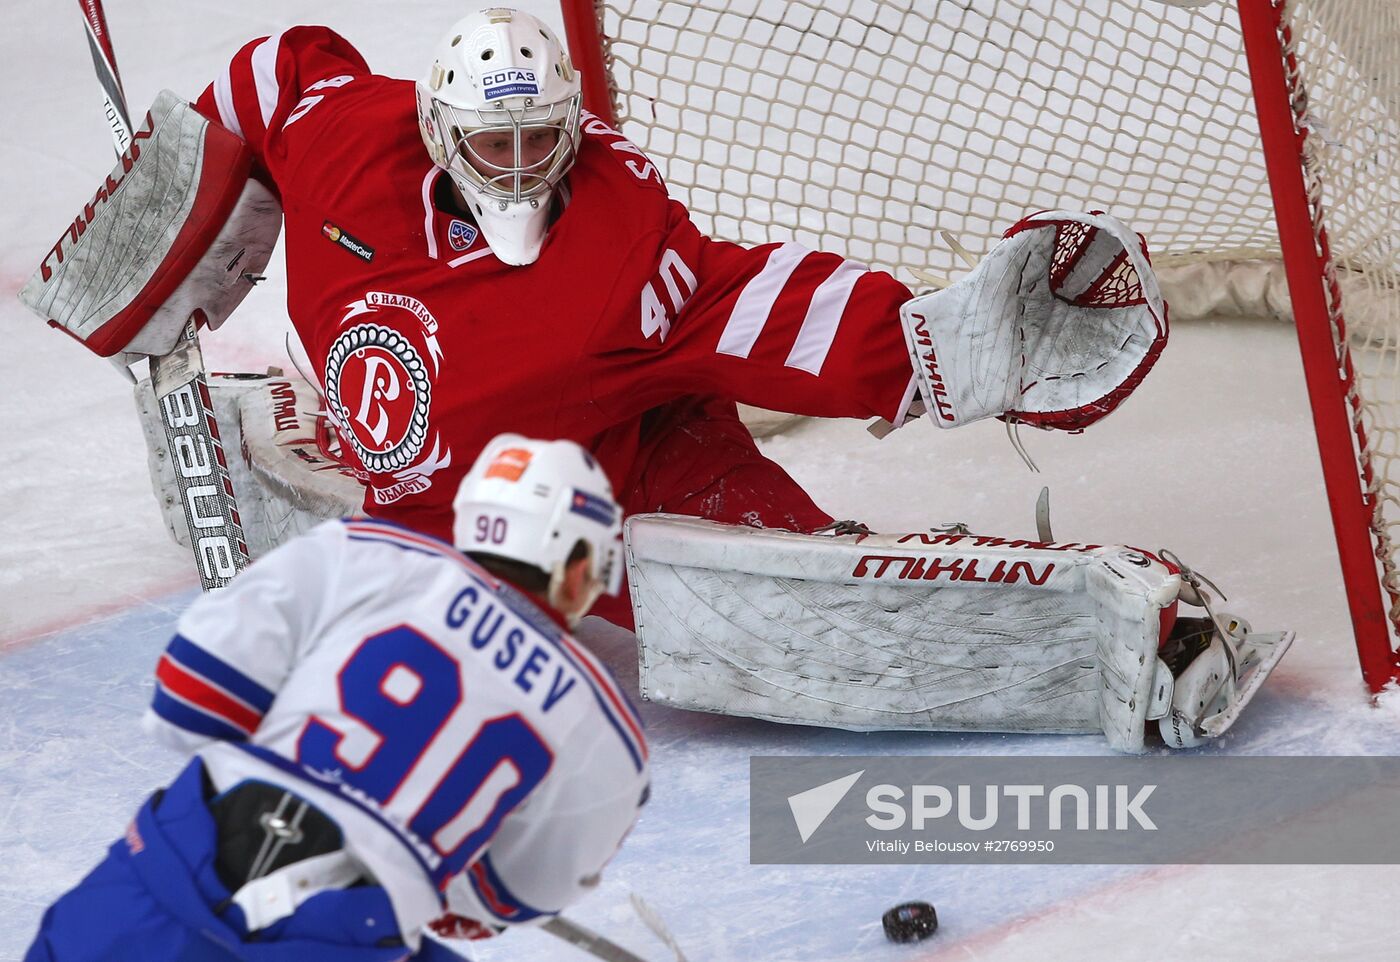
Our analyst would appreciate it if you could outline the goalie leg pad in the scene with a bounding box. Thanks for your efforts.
[20,90,282,359]
[625,515,1183,751]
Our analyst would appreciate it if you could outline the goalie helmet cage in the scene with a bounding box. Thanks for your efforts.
[558,0,1400,693]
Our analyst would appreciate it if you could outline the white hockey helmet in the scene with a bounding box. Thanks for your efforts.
[416,7,582,265]
[453,434,624,609]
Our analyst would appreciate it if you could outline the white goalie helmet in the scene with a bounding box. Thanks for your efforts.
[416,6,582,265]
[453,433,624,607]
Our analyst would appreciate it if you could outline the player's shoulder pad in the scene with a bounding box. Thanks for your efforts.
[577,110,670,198]
[265,24,373,77]
[336,517,481,576]
[247,515,349,568]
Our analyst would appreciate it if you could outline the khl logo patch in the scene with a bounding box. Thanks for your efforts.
[448,219,479,251]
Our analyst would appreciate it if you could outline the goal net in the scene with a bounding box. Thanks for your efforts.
[559,0,1400,690]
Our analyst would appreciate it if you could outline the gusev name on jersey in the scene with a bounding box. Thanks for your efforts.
[143,518,649,948]
[195,27,917,540]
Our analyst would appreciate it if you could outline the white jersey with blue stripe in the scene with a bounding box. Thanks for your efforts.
[142,518,648,945]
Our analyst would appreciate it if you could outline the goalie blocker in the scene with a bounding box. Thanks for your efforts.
[19,89,281,363]
[18,89,283,589]
[625,516,1291,753]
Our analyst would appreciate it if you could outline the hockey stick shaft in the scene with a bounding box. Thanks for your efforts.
[629,894,690,962]
[542,917,659,962]
[76,0,251,589]
[77,0,133,154]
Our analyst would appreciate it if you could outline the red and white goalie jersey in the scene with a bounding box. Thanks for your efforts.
[143,519,649,948]
[196,27,915,541]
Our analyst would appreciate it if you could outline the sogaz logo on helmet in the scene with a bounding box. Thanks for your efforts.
[483,68,539,100]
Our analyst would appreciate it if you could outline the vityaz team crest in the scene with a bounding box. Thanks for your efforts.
[323,293,450,503]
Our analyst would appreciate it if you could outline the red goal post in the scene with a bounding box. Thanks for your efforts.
[559,0,1400,692]
[1235,1,1397,692]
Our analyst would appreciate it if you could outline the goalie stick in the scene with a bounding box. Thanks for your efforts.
[77,0,132,154]
[628,894,690,962]
[76,0,250,589]
[535,896,688,962]
[542,917,659,962]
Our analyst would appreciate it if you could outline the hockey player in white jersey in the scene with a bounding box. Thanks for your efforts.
[25,434,647,962]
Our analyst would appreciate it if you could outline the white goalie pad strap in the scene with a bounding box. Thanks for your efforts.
[625,515,1180,752]
[901,210,1168,431]
[20,90,282,358]
[137,373,363,559]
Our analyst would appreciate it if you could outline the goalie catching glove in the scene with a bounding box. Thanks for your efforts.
[19,90,281,362]
[900,210,1168,431]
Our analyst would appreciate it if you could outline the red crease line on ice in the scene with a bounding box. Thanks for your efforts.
[910,862,1195,960]
[1,576,198,655]
[912,729,1380,961]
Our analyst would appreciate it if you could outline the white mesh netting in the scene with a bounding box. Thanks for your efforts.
[588,0,1400,642]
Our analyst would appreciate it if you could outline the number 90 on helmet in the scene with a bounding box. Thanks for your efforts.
[452,433,624,600]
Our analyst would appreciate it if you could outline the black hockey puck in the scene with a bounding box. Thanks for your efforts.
[882,901,938,943]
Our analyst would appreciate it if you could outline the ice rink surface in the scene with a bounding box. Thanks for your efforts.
[4,2,1400,960]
